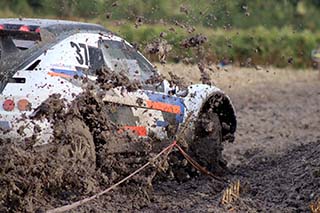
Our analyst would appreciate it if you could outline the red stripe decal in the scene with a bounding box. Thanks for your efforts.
[123,126,147,136]
[48,72,72,78]
[146,100,181,114]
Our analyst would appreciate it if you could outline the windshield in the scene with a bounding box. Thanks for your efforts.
[100,39,156,83]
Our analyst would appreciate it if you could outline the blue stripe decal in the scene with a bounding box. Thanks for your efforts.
[156,120,169,127]
[0,120,11,130]
[145,92,185,123]
[50,68,84,77]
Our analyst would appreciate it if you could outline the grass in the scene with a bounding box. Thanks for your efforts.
[156,63,319,92]
[1,13,320,68]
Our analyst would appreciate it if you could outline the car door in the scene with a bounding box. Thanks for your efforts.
[97,39,185,139]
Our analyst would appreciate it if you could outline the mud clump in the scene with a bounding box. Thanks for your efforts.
[134,16,144,28]
[0,64,230,211]
[0,94,101,212]
[0,88,172,211]
[180,34,207,49]
[0,139,97,212]
[145,38,172,64]
[31,93,66,121]
[198,61,213,85]
[168,71,188,90]
[96,68,141,92]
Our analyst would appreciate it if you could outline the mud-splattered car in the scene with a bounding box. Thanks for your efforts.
[0,18,236,171]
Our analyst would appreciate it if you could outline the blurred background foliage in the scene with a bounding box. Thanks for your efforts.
[1,0,320,68]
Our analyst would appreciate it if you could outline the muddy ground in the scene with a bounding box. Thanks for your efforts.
[1,66,319,212]
[73,67,319,212]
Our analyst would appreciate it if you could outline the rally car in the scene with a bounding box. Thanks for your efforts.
[0,18,236,171]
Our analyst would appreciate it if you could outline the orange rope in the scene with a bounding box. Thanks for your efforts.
[174,143,226,182]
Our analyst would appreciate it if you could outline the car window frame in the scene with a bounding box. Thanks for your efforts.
[98,39,158,83]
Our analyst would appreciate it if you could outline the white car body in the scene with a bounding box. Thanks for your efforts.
[0,19,236,143]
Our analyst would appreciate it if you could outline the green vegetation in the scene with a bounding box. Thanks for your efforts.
[2,0,320,30]
[110,24,320,68]
[1,0,320,68]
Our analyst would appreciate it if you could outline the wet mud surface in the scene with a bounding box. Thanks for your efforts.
[71,71,320,212]
[1,69,319,212]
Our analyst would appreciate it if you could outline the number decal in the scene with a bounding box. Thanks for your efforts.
[70,42,89,65]
[70,41,83,65]
[79,43,89,66]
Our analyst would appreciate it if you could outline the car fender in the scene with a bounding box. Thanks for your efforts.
[182,84,237,142]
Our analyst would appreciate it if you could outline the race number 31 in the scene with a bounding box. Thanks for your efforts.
[70,41,89,66]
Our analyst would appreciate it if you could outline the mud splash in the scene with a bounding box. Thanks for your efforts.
[0,78,178,211]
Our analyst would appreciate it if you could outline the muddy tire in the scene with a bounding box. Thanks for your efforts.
[60,118,96,170]
[163,110,225,182]
[190,110,226,174]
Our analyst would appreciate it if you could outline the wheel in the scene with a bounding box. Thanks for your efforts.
[191,109,226,174]
[160,110,226,182]
[59,117,96,170]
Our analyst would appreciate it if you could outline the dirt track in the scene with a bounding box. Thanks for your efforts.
[70,67,319,212]
[1,66,319,212]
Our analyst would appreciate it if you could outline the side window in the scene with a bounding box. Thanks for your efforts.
[88,46,104,74]
[99,39,156,83]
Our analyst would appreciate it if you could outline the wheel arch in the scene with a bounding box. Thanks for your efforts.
[199,91,237,142]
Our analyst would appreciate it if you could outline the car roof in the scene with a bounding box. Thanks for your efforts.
[0,18,110,34]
